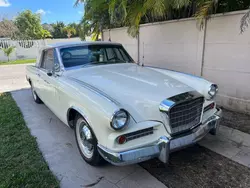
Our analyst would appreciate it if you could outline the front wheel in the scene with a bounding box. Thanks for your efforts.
[74,114,103,166]
[31,82,42,104]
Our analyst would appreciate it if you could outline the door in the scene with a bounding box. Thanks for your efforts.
[38,49,60,112]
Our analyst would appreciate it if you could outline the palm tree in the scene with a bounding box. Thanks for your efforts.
[75,0,250,37]
[75,0,113,41]
[63,26,77,38]
[1,46,15,62]
[75,0,216,37]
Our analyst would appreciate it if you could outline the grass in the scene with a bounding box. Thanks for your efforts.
[0,93,59,188]
[0,59,36,65]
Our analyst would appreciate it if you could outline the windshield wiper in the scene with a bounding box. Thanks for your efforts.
[81,60,131,68]
[81,61,109,67]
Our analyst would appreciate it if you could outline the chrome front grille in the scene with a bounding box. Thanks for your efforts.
[169,97,204,134]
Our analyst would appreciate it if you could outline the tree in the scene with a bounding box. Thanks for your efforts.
[14,10,44,39]
[75,0,250,37]
[40,29,52,39]
[63,26,76,38]
[51,22,66,38]
[0,18,18,39]
[68,23,80,37]
[1,46,15,62]
[42,23,54,33]
[75,0,118,40]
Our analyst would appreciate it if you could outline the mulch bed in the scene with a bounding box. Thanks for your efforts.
[221,107,250,134]
[140,144,250,188]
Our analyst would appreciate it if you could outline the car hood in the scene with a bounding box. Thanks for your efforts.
[65,63,195,122]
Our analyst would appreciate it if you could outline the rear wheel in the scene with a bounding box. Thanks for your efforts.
[74,114,103,166]
[31,82,42,104]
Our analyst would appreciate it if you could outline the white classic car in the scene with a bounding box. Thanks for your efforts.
[26,41,222,166]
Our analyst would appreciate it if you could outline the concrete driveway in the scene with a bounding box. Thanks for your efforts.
[0,64,30,93]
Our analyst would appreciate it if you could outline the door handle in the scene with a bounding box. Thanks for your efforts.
[36,73,40,77]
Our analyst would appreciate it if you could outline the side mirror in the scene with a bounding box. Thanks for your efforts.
[54,63,60,72]
[47,70,53,76]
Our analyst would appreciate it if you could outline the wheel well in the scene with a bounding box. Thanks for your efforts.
[67,108,80,128]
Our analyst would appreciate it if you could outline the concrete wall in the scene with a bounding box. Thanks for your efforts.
[103,10,250,114]
[139,19,205,75]
[103,28,138,61]
[0,38,81,61]
[203,12,250,113]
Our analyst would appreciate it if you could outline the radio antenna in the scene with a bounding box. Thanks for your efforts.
[142,42,144,67]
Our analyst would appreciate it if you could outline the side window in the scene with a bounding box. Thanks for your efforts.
[114,48,124,61]
[54,50,60,72]
[39,51,46,69]
[119,48,130,62]
[106,48,116,60]
[40,49,54,71]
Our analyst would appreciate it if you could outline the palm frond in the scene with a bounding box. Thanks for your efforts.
[171,0,191,9]
[74,0,83,7]
[1,46,15,61]
[195,0,218,29]
[240,8,250,34]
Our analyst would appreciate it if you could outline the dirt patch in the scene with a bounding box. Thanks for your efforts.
[221,107,250,134]
[140,145,250,188]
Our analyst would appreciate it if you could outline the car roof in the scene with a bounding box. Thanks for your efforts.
[46,41,122,49]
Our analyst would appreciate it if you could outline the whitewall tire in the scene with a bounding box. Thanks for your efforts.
[74,114,103,166]
[31,83,42,104]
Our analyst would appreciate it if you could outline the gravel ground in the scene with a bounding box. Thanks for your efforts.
[140,145,250,188]
[221,107,250,134]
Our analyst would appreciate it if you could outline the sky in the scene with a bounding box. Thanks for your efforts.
[0,0,84,24]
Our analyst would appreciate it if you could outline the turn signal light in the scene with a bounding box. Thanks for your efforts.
[210,102,215,109]
[204,102,215,113]
[117,135,127,144]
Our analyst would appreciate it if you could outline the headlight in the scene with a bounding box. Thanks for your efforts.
[110,109,129,130]
[208,84,218,99]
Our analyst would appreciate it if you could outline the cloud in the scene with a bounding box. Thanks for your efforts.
[36,9,46,16]
[78,11,83,15]
[0,0,11,7]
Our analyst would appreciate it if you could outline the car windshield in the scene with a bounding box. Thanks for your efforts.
[60,44,134,69]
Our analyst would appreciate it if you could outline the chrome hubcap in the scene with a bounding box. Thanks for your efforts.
[76,119,94,158]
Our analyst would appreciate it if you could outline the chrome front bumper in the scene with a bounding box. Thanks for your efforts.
[98,108,222,166]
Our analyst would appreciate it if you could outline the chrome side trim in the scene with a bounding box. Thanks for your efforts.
[68,77,120,106]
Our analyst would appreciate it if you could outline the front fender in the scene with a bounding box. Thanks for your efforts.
[62,77,129,148]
